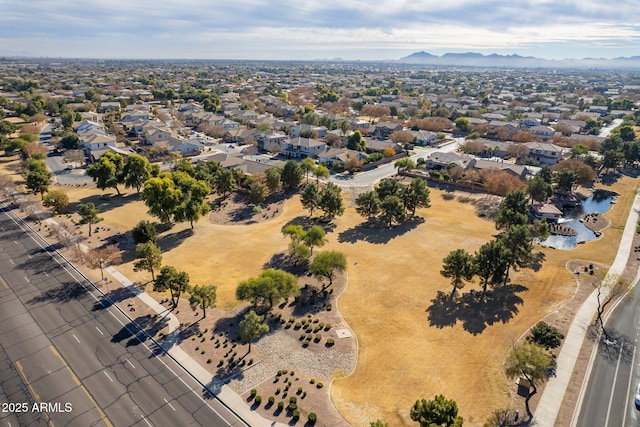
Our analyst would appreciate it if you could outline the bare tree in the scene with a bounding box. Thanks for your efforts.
[595,274,630,341]
[85,245,122,281]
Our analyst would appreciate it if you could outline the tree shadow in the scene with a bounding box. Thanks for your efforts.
[427,284,528,335]
[157,227,194,252]
[530,251,546,272]
[26,281,90,305]
[264,252,309,276]
[67,192,140,216]
[92,286,139,311]
[337,216,424,244]
[281,215,337,234]
[292,284,330,317]
[594,328,635,364]
[111,314,169,348]
[156,320,201,354]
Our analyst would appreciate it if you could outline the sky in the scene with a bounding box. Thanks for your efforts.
[1,0,640,61]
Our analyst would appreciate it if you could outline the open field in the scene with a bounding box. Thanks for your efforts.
[2,155,636,426]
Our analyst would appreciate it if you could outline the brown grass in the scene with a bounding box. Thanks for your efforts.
[4,155,636,427]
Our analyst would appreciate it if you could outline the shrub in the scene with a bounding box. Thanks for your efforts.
[254,395,262,406]
[292,409,300,421]
[316,382,324,389]
[218,360,224,367]
[308,412,317,425]
[314,333,322,343]
[268,396,275,405]
[326,338,335,347]
[310,378,316,384]
[288,403,297,411]
[250,389,257,398]
[277,402,284,411]
[275,388,281,395]
[297,387,303,394]
[289,396,297,404]
[207,358,212,364]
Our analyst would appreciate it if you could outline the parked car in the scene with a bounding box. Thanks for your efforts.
[635,383,640,410]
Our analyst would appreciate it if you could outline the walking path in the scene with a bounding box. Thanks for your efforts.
[104,266,288,427]
[534,188,640,426]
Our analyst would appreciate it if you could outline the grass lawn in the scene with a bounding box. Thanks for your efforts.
[5,155,635,427]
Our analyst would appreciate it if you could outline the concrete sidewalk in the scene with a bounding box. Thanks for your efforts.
[104,266,288,427]
[534,189,640,426]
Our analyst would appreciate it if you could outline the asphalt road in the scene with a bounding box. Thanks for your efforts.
[0,204,246,427]
[576,274,640,427]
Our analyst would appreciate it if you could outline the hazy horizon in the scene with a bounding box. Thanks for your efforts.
[2,0,639,61]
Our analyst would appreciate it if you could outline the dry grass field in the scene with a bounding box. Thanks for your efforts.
[3,155,637,427]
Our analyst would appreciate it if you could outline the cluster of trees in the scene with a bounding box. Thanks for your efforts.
[282,224,327,265]
[599,123,640,171]
[355,178,431,227]
[440,190,547,300]
[300,182,344,219]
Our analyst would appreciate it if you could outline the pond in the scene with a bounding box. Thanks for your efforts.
[538,189,615,250]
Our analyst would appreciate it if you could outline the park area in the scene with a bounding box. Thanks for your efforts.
[1,155,637,426]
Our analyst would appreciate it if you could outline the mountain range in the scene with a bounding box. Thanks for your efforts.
[397,51,640,69]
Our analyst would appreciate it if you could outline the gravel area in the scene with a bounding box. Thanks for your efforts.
[228,330,357,394]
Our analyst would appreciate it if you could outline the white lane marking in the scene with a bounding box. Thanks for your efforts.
[141,415,153,427]
[622,345,637,426]
[44,271,49,277]
[8,259,14,265]
[95,326,104,336]
[72,334,80,344]
[605,342,624,426]
[163,398,176,411]
[126,359,136,369]
[24,276,30,283]
[13,240,17,244]
[27,254,32,259]
[104,371,113,382]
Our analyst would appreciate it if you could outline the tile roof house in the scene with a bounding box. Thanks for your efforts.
[281,137,327,158]
[526,141,565,165]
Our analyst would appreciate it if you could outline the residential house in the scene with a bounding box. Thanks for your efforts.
[526,141,565,165]
[413,130,438,146]
[530,125,555,141]
[373,122,402,138]
[142,126,173,145]
[364,139,402,154]
[78,129,117,152]
[290,124,327,139]
[317,147,366,167]
[76,120,103,133]
[255,130,287,153]
[97,102,121,113]
[281,137,327,158]
[470,159,529,180]
[588,105,609,117]
[121,109,150,122]
[425,152,474,170]
[224,128,257,144]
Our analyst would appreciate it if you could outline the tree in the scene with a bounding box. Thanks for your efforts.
[172,171,211,229]
[455,117,471,132]
[310,250,347,289]
[347,130,366,151]
[133,242,162,282]
[380,195,406,227]
[236,269,299,312]
[123,153,154,193]
[313,164,330,183]
[213,167,236,196]
[249,181,268,205]
[504,341,555,420]
[63,149,85,167]
[43,189,69,214]
[281,160,303,190]
[376,179,400,201]
[495,190,528,231]
[288,241,312,266]
[355,191,381,220]
[86,152,124,195]
[555,168,577,194]
[303,225,327,255]
[25,160,51,199]
[85,244,122,281]
[59,133,79,150]
[239,310,269,354]
[440,249,475,300]
[527,321,564,350]
[370,421,388,427]
[395,157,416,172]
[401,178,431,216]
[410,395,464,427]
[131,220,157,245]
[340,120,350,136]
[300,182,321,216]
[142,175,183,224]
[527,175,552,203]
[154,265,190,309]
[282,224,306,243]
[499,224,533,285]
[300,157,316,182]
[189,285,217,318]
[474,240,510,300]
[318,182,344,219]
[78,202,102,237]
[265,166,282,192]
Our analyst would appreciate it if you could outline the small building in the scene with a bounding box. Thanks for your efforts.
[530,203,563,221]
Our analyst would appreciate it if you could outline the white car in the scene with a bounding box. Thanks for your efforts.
[635,383,640,410]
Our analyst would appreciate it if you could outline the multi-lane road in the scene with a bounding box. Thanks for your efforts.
[0,204,246,427]
[576,273,640,427]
